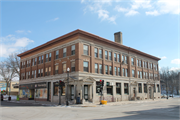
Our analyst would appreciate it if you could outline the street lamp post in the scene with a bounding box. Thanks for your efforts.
[66,67,70,106]
[167,71,169,99]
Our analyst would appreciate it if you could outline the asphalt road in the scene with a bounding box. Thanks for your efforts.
[0,98,179,120]
[1,100,45,106]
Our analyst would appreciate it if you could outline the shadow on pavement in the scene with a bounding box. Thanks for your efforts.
[93,105,180,120]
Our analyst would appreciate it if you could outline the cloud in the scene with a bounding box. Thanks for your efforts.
[15,30,32,34]
[81,0,180,23]
[47,17,59,22]
[146,10,159,16]
[161,56,167,59]
[170,67,180,71]
[0,35,34,58]
[171,59,180,65]
[125,9,139,16]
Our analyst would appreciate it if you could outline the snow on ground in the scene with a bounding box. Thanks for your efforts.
[3,94,17,100]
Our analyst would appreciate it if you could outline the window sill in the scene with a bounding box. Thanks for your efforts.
[82,54,91,57]
[105,60,112,62]
[114,61,120,64]
[95,57,102,60]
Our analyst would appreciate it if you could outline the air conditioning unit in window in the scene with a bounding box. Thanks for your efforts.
[110,82,114,86]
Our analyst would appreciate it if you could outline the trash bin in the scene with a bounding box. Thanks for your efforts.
[76,97,80,104]
[17,95,19,101]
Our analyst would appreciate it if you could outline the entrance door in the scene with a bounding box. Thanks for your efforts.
[71,85,74,100]
[133,88,136,97]
[149,87,151,99]
[48,82,51,101]
[84,85,88,100]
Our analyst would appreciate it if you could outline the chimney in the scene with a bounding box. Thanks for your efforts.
[114,32,123,45]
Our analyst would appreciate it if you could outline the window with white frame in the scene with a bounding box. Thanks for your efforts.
[132,70,135,77]
[95,63,98,73]
[83,61,89,72]
[55,65,58,74]
[114,53,117,61]
[105,65,108,74]
[71,62,75,72]
[118,67,120,76]
[94,48,98,58]
[117,54,120,62]
[46,54,48,62]
[105,51,108,59]
[49,53,51,61]
[71,45,75,55]
[99,64,102,74]
[63,48,66,57]
[83,45,88,55]
[55,50,59,59]
[99,49,102,58]
[109,66,112,75]
[39,56,41,64]
[63,64,66,73]
[114,67,117,75]
[109,51,112,60]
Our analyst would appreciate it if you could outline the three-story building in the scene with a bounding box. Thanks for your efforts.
[17,29,161,104]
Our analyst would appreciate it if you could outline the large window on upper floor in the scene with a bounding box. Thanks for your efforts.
[109,52,112,60]
[63,48,66,57]
[132,70,135,77]
[99,64,102,74]
[117,54,120,62]
[131,58,134,65]
[94,48,98,58]
[63,64,66,73]
[49,53,51,61]
[105,65,108,74]
[71,62,75,72]
[95,63,98,73]
[38,56,41,64]
[123,68,128,77]
[35,58,37,65]
[83,61,89,72]
[118,67,120,76]
[71,45,75,55]
[122,55,127,64]
[55,50,59,59]
[99,49,102,58]
[109,66,112,75]
[114,53,117,61]
[83,45,88,55]
[46,54,48,62]
[55,65,58,74]
[41,55,44,63]
[114,67,117,75]
[105,51,108,59]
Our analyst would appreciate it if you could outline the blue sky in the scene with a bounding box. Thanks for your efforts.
[0,0,180,71]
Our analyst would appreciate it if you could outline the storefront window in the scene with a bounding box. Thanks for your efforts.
[19,89,30,98]
[35,88,47,98]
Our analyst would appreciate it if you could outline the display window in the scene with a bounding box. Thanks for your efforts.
[35,88,47,98]
[20,89,30,98]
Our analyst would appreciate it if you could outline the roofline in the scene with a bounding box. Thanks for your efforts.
[17,29,161,61]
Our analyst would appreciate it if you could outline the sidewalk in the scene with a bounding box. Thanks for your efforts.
[5,98,171,107]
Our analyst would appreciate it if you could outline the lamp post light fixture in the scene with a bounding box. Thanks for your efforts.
[66,67,70,106]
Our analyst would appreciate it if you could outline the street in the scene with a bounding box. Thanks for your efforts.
[0,98,179,120]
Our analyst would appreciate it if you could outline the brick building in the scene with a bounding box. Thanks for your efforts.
[17,29,161,104]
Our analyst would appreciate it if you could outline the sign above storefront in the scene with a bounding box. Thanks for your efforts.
[19,82,47,89]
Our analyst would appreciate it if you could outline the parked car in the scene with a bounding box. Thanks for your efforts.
[1,94,3,101]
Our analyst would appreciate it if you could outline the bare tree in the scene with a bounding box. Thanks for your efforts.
[0,62,17,93]
[160,67,180,97]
